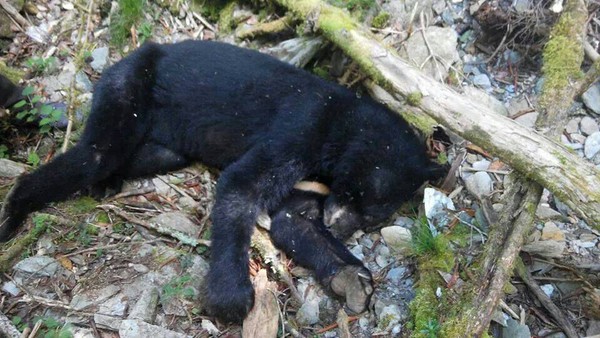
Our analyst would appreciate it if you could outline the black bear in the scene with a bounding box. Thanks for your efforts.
[268,181,373,313]
[0,40,441,322]
[0,74,24,110]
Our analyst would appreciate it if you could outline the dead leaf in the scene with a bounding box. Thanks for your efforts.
[56,255,73,271]
[336,309,352,338]
[242,269,279,338]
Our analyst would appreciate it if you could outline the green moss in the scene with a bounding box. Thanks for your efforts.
[406,92,423,106]
[371,12,390,29]
[312,66,330,79]
[63,196,98,214]
[540,12,585,106]
[110,0,146,47]
[0,61,24,84]
[218,1,237,33]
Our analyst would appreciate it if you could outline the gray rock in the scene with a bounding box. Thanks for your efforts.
[565,118,580,134]
[472,74,492,89]
[377,304,404,330]
[580,116,599,136]
[587,320,600,336]
[94,313,123,331]
[90,47,109,73]
[393,216,415,228]
[386,267,407,284]
[514,112,540,129]
[70,285,121,311]
[119,319,191,338]
[472,159,491,171]
[98,293,128,317]
[267,37,325,68]
[0,158,29,178]
[540,284,554,297]
[512,0,530,13]
[522,240,565,258]
[150,212,200,238]
[380,226,412,253]
[465,172,493,199]
[536,204,562,220]
[350,245,365,260]
[401,26,459,81]
[128,288,160,323]
[13,256,62,278]
[503,318,531,338]
[296,280,322,325]
[582,83,600,115]
[585,132,600,159]
[2,281,20,296]
[75,71,93,92]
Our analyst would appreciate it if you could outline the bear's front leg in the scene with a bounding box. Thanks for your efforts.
[204,146,307,323]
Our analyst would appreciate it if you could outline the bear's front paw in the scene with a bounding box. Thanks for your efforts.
[330,265,374,314]
[204,270,255,323]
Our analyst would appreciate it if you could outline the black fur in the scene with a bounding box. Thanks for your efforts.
[0,40,441,322]
[0,74,23,109]
[269,188,374,313]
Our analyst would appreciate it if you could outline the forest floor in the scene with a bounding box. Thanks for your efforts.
[0,0,599,337]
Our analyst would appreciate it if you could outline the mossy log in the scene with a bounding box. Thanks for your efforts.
[272,0,600,231]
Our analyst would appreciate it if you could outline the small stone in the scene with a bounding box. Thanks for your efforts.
[350,245,365,260]
[512,0,530,12]
[393,216,414,228]
[386,267,406,284]
[377,304,403,330]
[587,320,600,336]
[75,71,93,92]
[296,283,321,325]
[536,204,562,220]
[2,281,20,296]
[375,255,389,268]
[465,171,493,199]
[584,132,600,159]
[94,313,122,331]
[90,47,109,73]
[267,37,326,68]
[201,320,220,335]
[582,83,600,115]
[503,318,531,338]
[565,118,580,134]
[98,293,128,317]
[0,158,29,177]
[119,319,191,338]
[150,212,200,238]
[70,285,121,311]
[132,264,149,273]
[128,288,159,323]
[472,159,491,171]
[14,256,62,278]
[540,284,554,297]
[580,116,599,136]
[522,240,565,258]
[380,226,412,253]
[62,2,74,10]
[541,222,565,241]
[472,74,492,89]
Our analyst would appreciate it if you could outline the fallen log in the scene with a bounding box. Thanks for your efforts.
[273,0,600,230]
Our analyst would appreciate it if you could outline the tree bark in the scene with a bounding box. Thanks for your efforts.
[272,0,600,230]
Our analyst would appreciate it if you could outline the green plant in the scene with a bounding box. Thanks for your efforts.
[162,274,195,300]
[138,21,154,44]
[25,56,57,75]
[372,12,390,28]
[0,144,8,158]
[411,218,448,256]
[329,0,376,11]
[32,316,73,338]
[11,316,29,332]
[110,0,146,47]
[13,86,64,134]
[27,151,40,167]
[420,318,441,338]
